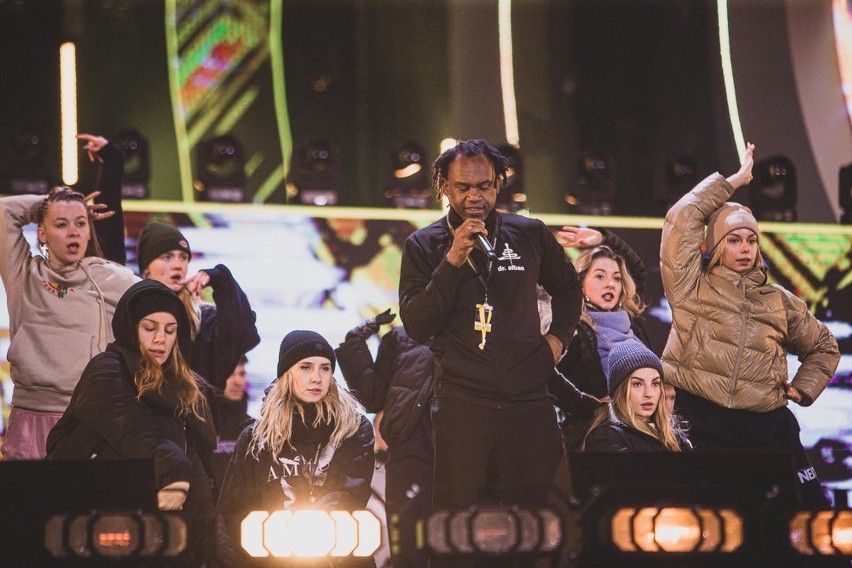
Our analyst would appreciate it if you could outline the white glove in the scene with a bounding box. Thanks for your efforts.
[157,481,190,511]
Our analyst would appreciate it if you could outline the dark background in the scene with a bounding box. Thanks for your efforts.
[0,0,841,220]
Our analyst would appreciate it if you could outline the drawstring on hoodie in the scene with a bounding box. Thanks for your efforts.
[79,262,110,352]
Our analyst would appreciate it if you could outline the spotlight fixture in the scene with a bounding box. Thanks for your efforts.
[5,127,51,195]
[44,511,186,559]
[240,509,381,559]
[421,506,563,558]
[567,149,614,215]
[113,129,150,199]
[660,154,699,213]
[384,142,431,209]
[789,510,852,556]
[750,155,797,221]
[569,452,799,566]
[609,506,743,553]
[496,145,526,213]
[287,140,341,206]
[194,134,247,203]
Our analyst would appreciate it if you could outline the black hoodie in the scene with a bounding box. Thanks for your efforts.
[47,279,215,478]
[46,280,219,562]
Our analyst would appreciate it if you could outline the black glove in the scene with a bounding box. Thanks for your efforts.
[345,308,396,341]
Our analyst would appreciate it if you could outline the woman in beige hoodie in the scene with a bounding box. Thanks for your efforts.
[0,135,138,460]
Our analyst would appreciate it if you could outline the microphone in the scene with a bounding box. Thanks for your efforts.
[473,233,498,261]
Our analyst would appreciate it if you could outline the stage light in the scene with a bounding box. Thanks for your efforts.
[839,162,852,224]
[194,134,247,203]
[287,140,341,206]
[385,142,432,209]
[240,509,381,558]
[610,506,743,554]
[440,138,457,153]
[567,149,614,215]
[421,506,563,558]
[43,511,186,559]
[660,154,699,213]
[569,452,799,565]
[790,510,852,556]
[60,42,78,186]
[496,145,526,213]
[751,155,797,221]
[113,129,150,199]
[5,127,51,195]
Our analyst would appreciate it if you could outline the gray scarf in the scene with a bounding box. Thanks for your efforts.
[587,309,635,369]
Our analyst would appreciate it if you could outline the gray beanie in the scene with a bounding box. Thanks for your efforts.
[605,339,664,396]
[276,330,336,378]
[704,202,759,255]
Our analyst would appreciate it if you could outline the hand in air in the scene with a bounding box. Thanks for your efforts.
[557,226,603,249]
[181,270,210,295]
[77,133,109,164]
[82,191,115,222]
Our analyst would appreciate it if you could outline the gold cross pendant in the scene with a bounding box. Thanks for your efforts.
[474,301,493,350]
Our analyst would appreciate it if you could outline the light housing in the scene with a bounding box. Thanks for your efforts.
[421,506,563,558]
[287,140,341,206]
[113,129,150,199]
[750,155,797,221]
[240,509,381,559]
[44,511,186,559]
[496,145,526,213]
[610,506,744,553]
[385,142,432,209]
[194,134,248,203]
[567,148,614,215]
[790,510,852,556]
[6,127,51,195]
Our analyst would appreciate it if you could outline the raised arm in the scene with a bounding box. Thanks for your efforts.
[539,221,583,359]
[79,134,126,265]
[560,226,648,299]
[660,143,755,307]
[0,193,42,289]
[191,264,260,390]
[336,317,398,412]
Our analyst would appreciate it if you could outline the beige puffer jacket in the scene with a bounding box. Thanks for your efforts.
[660,174,839,412]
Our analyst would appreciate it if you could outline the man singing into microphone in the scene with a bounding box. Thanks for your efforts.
[399,140,582,534]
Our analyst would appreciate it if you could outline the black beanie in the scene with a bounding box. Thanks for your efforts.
[113,279,191,359]
[276,330,336,378]
[605,339,664,397]
[137,222,191,274]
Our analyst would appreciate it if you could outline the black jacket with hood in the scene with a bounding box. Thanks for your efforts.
[399,209,583,407]
[335,326,434,448]
[46,280,219,563]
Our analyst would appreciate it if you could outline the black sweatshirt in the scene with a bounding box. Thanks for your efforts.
[399,209,582,407]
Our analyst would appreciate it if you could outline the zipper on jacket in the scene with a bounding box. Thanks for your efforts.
[727,279,752,408]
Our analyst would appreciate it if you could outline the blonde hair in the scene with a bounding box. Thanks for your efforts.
[573,246,644,325]
[136,341,206,420]
[582,377,682,452]
[177,288,201,340]
[706,233,766,271]
[249,369,364,458]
